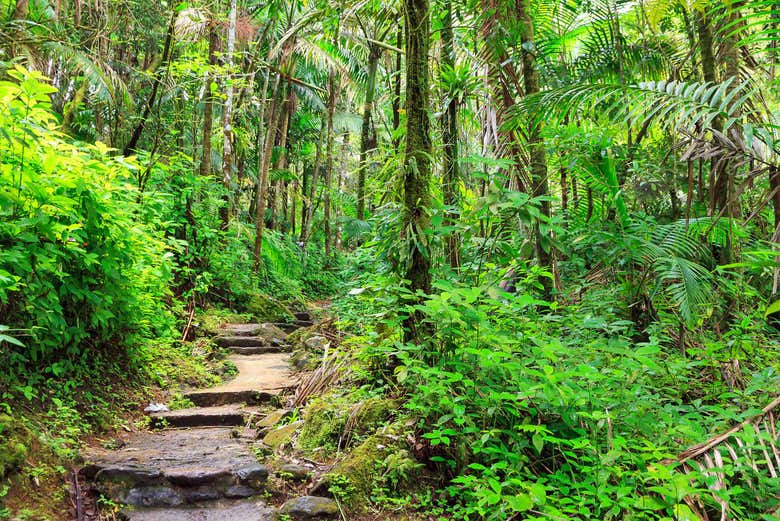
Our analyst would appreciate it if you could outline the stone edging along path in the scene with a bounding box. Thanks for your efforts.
[78,317,341,520]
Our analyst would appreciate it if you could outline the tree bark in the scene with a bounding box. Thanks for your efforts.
[253,73,283,268]
[199,22,219,177]
[324,68,337,260]
[301,119,325,248]
[358,46,380,221]
[220,0,238,230]
[517,0,551,292]
[402,0,433,341]
[441,3,460,269]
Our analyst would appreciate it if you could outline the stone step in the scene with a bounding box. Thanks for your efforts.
[184,354,293,407]
[218,323,265,337]
[122,499,278,521]
[216,336,283,348]
[293,311,312,321]
[185,389,283,407]
[294,320,314,328]
[148,405,258,428]
[226,345,286,355]
[82,428,269,508]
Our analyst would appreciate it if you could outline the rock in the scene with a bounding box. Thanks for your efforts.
[262,421,303,450]
[83,428,269,506]
[257,409,291,430]
[122,499,279,521]
[144,403,169,413]
[280,496,339,519]
[236,464,269,485]
[303,335,329,352]
[148,405,250,429]
[120,486,183,507]
[277,464,312,481]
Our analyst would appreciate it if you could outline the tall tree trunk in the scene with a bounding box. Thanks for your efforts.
[518,0,551,291]
[253,73,283,268]
[199,22,219,177]
[324,68,337,261]
[441,3,460,269]
[392,28,403,150]
[358,46,380,221]
[402,0,433,341]
[273,87,292,230]
[301,119,325,248]
[220,0,238,230]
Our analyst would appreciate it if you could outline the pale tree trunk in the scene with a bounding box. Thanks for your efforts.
[402,0,433,341]
[199,22,219,177]
[336,130,349,249]
[220,0,238,230]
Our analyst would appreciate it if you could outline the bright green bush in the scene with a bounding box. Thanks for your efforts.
[0,66,176,390]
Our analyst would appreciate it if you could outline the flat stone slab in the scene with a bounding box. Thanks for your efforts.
[123,499,278,520]
[82,428,268,507]
[217,336,284,348]
[149,405,259,428]
[226,345,286,355]
[186,354,293,407]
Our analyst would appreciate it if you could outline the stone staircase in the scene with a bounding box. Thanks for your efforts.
[80,314,338,520]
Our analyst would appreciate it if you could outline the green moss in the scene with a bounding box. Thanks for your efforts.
[0,416,29,478]
[298,397,347,451]
[298,395,396,453]
[246,294,295,323]
[326,428,410,509]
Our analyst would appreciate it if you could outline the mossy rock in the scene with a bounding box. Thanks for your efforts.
[297,397,346,451]
[0,415,31,478]
[324,427,412,509]
[262,421,303,450]
[298,396,396,452]
[246,293,295,323]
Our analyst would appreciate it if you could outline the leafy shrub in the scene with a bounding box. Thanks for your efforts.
[0,66,176,390]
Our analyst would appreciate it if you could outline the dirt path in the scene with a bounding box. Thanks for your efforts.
[79,318,339,520]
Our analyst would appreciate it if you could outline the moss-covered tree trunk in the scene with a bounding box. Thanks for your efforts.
[402,0,432,341]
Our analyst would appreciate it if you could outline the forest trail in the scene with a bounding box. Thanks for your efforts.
[78,316,339,520]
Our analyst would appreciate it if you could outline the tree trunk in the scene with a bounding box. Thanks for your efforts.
[402,0,433,341]
[392,28,403,151]
[199,22,219,177]
[220,0,238,230]
[253,73,283,268]
[518,0,551,292]
[301,119,325,248]
[441,3,460,269]
[324,68,337,260]
[357,46,380,221]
